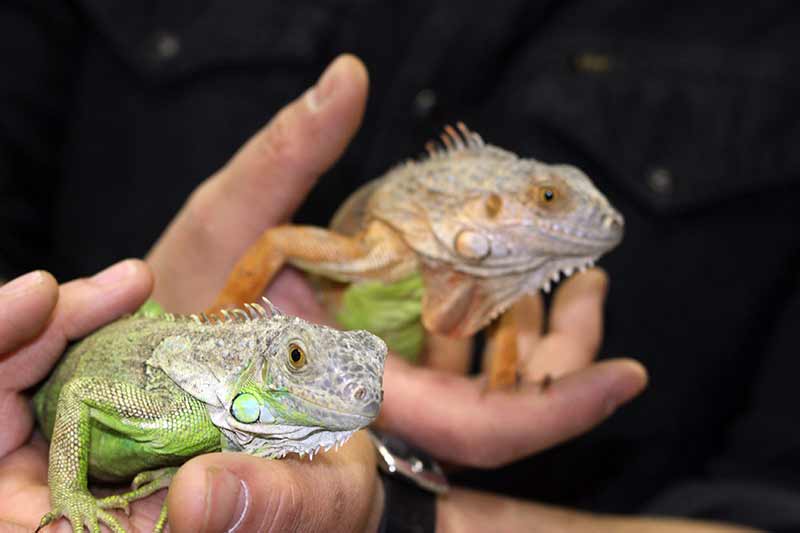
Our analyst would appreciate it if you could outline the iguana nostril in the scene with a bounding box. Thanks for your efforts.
[354,387,367,401]
[602,213,624,230]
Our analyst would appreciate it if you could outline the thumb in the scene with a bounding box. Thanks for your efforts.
[167,431,382,533]
[148,54,369,311]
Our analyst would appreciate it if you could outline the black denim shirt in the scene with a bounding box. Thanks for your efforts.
[2,1,799,530]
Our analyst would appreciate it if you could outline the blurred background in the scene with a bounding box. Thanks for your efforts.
[1,1,799,530]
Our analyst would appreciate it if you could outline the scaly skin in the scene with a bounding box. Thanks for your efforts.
[33,299,386,533]
[210,124,623,386]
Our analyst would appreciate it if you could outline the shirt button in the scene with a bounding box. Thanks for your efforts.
[149,31,181,62]
[646,167,674,195]
[413,89,437,119]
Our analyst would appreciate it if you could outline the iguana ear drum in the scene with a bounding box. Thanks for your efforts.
[231,392,260,423]
[454,229,490,260]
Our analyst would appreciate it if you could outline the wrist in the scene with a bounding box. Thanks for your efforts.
[377,471,437,533]
[370,430,446,533]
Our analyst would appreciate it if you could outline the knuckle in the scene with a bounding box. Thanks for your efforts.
[255,108,310,172]
[182,183,214,232]
[262,472,302,530]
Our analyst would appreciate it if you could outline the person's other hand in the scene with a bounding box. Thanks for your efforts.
[378,267,648,468]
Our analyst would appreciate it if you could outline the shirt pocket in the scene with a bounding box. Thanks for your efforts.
[487,31,800,215]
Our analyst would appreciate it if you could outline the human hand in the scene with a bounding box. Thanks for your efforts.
[378,268,648,467]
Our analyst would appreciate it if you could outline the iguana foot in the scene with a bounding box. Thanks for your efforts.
[36,489,126,533]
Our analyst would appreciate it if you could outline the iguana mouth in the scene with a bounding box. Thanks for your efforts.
[208,402,370,459]
[536,257,597,294]
[227,423,357,459]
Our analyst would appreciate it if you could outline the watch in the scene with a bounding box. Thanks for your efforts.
[370,430,449,533]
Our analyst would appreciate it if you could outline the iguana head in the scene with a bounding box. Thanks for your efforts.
[150,301,387,458]
[372,124,624,336]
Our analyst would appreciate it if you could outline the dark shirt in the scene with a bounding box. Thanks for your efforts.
[2,1,799,530]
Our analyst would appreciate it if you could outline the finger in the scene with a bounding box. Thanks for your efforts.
[513,293,544,355]
[168,431,382,533]
[0,259,154,390]
[522,268,607,380]
[0,271,58,354]
[377,356,647,468]
[0,261,152,457]
[549,268,608,353]
[148,54,370,312]
[422,334,473,375]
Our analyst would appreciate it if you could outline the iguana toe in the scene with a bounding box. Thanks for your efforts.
[153,502,169,533]
[96,494,131,516]
[38,490,126,533]
[130,466,177,491]
[35,509,59,532]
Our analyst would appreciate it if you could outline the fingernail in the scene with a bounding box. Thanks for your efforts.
[0,270,46,298]
[91,260,136,286]
[306,56,343,112]
[203,467,249,533]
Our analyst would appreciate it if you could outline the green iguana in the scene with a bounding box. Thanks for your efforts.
[208,124,623,387]
[33,299,387,533]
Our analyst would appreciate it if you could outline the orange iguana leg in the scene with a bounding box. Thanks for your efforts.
[208,225,369,313]
[483,295,541,389]
[484,309,519,389]
[209,221,412,314]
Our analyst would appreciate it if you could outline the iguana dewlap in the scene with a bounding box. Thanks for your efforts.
[33,299,386,533]
[211,124,623,385]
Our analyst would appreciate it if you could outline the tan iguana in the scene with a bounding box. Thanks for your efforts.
[208,124,623,387]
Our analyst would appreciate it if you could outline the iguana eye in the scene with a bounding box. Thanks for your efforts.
[288,342,307,370]
[532,185,563,209]
[540,187,556,203]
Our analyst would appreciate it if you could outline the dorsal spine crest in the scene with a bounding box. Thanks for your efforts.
[424,122,485,159]
[162,297,283,326]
